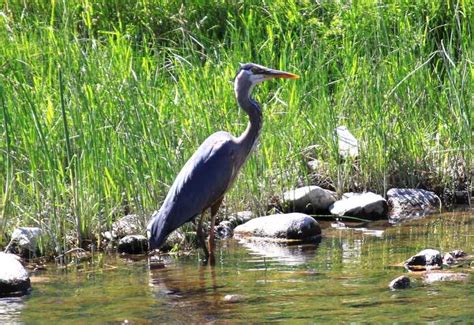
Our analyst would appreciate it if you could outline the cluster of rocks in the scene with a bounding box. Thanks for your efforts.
[102,214,148,254]
[0,214,151,297]
[281,185,442,223]
[0,227,46,297]
[215,211,254,239]
[388,248,470,290]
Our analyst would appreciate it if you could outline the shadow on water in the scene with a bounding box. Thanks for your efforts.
[9,210,474,323]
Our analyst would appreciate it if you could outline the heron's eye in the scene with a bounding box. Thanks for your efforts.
[251,67,264,74]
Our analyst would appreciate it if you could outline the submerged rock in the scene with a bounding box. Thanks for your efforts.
[404,249,442,271]
[118,235,148,254]
[5,227,43,258]
[389,276,411,290]
[0,253,31,297]
[283,186,336,213]
[423,272,469,284]
[216,211,254,239]
[387,188,441,223]
[234,213,321,242]
[329,192,388,220]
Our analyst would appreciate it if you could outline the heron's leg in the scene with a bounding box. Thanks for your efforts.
[208,198,223,266]
[197,212,209,259]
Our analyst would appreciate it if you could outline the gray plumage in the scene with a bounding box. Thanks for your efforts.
[147,63,298,257]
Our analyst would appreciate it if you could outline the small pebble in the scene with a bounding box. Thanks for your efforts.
[389,275,411,290]
[223,294,245,303]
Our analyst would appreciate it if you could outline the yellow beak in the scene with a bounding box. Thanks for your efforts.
[266,69,300,79]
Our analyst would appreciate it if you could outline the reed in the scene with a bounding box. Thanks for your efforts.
[0,0,471,251]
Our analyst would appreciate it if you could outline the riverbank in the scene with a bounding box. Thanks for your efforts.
[3,211,474,323]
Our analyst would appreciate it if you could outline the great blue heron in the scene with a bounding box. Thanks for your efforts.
[147,63,299,263]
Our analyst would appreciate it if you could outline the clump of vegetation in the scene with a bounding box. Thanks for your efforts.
[0,0,471,254]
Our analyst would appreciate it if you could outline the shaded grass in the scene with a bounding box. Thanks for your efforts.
[0,0,472,252]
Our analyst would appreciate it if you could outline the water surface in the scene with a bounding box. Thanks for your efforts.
[2,211,473,323]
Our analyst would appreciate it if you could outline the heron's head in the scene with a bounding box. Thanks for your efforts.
[147,211,169,251]
[234,63,299,97]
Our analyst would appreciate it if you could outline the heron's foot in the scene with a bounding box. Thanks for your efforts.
[199,248,210,265]
[199,250,215,266]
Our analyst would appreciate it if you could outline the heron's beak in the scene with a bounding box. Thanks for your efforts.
[266,69,300,79]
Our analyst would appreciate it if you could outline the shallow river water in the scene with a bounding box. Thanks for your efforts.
[2,211,473,323]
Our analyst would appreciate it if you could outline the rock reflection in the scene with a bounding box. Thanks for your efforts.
[238,238,321,267]
[0,297,24,324]
[342,238,363,265]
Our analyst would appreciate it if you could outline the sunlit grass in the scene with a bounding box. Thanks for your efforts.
[0,1,472,252]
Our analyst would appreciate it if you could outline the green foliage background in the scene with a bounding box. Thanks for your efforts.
[0,0,472,250]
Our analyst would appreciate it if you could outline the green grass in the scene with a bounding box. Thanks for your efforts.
[0,0,472,253]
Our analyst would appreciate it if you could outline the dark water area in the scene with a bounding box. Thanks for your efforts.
[1,211,473,323]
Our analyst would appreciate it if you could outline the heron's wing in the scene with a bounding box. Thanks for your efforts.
[151,132,238,240]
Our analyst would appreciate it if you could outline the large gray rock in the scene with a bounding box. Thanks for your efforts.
[0,253,31,296]
[216,211,254,239]
[118,235,148,254]
[5,227,43,258]
[404,249,442,271]
[329,192,388,220]
[387,188,441,223]
[234,213,321,242]
[283,186,336,213]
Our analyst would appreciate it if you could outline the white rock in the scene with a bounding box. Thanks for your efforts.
[0,253,31,296]
[223,294,245,303]
[5,227,43,257]
[329,192,388,220]
[404,249,442,271]
[283,186,336,212]
[335,126,358,158]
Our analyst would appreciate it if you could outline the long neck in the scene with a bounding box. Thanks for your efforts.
[236,86,263,165]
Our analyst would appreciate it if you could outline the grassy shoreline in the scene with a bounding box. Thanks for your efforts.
[0,1,472,253]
